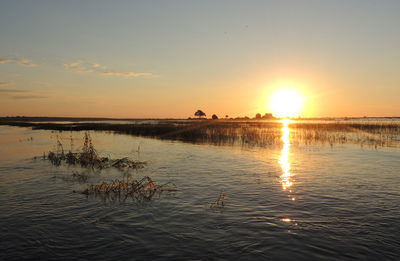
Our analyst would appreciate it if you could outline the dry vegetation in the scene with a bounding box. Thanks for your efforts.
[210,188,226,208]
[82,176,177,200]
[45,132,146,169]
[2,119,400,148]
[43,132,178,202]
[289,122,400,147]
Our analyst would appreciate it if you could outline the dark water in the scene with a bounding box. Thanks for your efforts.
[0,125,399,260]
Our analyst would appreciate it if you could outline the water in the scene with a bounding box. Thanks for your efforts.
[0,125,399,260]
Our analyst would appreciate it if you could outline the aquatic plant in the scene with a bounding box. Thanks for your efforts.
[82,176,177,200]
[210,188,226,208]
[4,119,400,148]
[45,132,146,170]
[47,151,62,166]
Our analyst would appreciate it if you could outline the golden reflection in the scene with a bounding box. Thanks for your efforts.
[279,119,293,190]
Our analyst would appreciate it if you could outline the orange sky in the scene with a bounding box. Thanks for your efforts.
[1,1,399,118]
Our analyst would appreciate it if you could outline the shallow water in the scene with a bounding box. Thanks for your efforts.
[0,125,399,260]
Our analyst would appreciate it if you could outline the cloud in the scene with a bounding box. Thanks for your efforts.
[37,81,53,87]
[102,71,151,78]
[63,60,151,78]
[0,81,48,99]
[90,63,102,68]
[0,89,29,93]
[0,57,36,67]
[0,81,14,86]
[12,95,48,100]
[0,89,47,99]
[62,60,94,73]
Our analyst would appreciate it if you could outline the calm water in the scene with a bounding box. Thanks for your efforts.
[0,124,399,260]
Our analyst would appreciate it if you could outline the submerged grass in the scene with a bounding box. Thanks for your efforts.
[59,171,89,183]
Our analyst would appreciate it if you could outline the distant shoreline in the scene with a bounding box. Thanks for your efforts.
[1,117,399,149]
[1,116,400,122]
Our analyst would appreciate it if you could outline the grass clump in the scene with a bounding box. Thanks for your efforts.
[82,176,177,200]
[45,132,146,170]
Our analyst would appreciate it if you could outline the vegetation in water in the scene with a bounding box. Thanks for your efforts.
[82,176,177,200]
[210,188,226,208]
[6,120,397,148]
[42,132,178,203]
[45,132,146,170]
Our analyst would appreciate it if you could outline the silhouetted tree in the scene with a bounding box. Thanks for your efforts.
[262,113,273,119]
[194,109,206,119]
[212,114,218,120]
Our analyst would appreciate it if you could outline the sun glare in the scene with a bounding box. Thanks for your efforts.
[269,89,303,118]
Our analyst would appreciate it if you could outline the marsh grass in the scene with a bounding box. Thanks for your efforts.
[45,132,146,170]
[36,132,178,203]
[4,120,400,148]
[82,176,177,201]
[289,122,400,148]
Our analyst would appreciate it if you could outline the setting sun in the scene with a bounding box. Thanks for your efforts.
[1,2,400,260]
[269,89,304,118]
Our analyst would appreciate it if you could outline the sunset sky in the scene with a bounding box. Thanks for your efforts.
[1,1,399,118]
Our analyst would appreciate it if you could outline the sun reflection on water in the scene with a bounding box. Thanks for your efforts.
[279,119,293,190]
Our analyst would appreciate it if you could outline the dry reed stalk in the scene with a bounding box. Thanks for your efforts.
[210,188,226,208]
[82,176,177,200]
[45,132,146,170]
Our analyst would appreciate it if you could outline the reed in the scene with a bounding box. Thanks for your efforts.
[82,176,177,200]
[210,188,226,208]
[4,120,400,148]
[45,132,146,169]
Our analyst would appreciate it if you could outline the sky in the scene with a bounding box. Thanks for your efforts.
[1,0,399,118]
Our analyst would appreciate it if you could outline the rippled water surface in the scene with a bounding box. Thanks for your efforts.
[1,125,399,260]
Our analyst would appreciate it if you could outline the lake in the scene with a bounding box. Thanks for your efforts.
[0,122,399,260]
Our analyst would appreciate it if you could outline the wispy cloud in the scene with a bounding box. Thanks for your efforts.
[0,89,29,93]
[37,81,53,87]
[0,86,47,100]
[62,60,95,73]
[0,81,14,86]
[63,60,151,78]
[12,95,48,100]
[90,63,101,68]
[0,57,36,67]
[102,71,151,77]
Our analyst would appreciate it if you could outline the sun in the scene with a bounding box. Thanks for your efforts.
[269,89,303,118]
